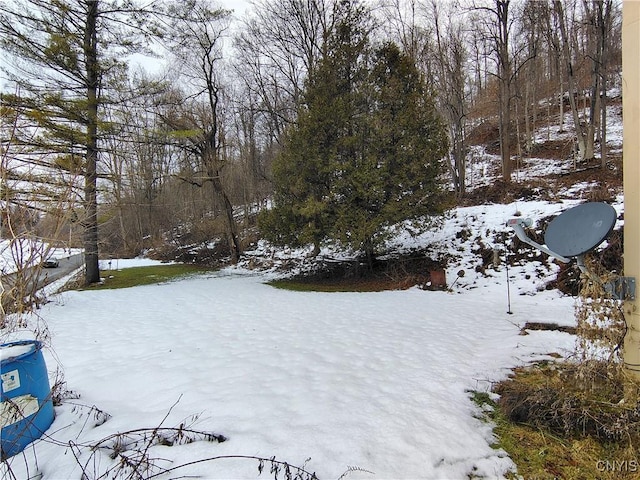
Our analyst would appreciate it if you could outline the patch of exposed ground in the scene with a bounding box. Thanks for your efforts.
[286,254,448,292]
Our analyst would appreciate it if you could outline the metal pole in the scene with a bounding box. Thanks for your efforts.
[622,1,640,380]
[505,258,512,315]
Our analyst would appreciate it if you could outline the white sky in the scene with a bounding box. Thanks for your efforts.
[221,0,251,17]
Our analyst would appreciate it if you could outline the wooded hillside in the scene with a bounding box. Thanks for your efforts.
[1,0,622,283]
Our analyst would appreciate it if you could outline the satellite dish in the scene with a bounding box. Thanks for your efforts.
[544,202,617,258]
[507,202,633,301]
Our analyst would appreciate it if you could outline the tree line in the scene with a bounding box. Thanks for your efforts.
[0,0,622,285]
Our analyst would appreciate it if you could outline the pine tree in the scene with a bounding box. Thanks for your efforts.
[260,1,448,264]
[332,42,448,265]
[260,0,367,254]
[0,0,159,284]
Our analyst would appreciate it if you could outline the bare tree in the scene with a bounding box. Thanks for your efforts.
[1,97,81,318]
[495,0,513,182]
[516,0,547,156]
[552,0,617,165]
[378,0,433,71]
[234,0,333,141]
[471,0,516,182]
[100,73,176,255]
[583,0,616,168]
[430,0,470,197]
[228,83,272,215]
[159,1,242,262]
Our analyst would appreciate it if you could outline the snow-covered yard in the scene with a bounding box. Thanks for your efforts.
[2,219,583,479]
[1,98,625,479]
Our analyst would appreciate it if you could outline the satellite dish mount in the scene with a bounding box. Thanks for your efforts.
[507,202,635,301]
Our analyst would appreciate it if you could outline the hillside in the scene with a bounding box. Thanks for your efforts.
[223,95,624,295]
[1,93,624,303]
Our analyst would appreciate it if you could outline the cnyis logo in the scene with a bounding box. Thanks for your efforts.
[595,460,639,473]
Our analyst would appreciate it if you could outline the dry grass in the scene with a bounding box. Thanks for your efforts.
[477,256,639,480]
[473,361,639,480]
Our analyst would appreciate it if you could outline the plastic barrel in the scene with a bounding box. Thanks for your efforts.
[1,340,55,459]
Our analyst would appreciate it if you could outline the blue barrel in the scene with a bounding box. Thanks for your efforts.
[1,340,55,459]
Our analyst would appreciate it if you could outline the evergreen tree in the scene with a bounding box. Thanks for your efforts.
[0,0,159,284]
[259,0,370,255]
[332,42,448,264]
[261,1,448,263]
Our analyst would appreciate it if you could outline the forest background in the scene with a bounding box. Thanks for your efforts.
[0,0,622,287]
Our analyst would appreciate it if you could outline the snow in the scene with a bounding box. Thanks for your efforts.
[0,245,157,276]
[0,89,624,480]
[97,257,173,271]
[0,342,35,361]
[1,210,585,479]
[4,271,577,480]
[0,239,82,275]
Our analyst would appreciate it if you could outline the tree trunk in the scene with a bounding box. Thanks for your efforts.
[524,78,531,154]
[559,81,564,132]
[601,78,608,168]
[432,4,467,197]
[497,0,512,182]
[499,82,512,181]
[83,0,100,285]
[363,238,375,272]
[595,0,612,169]
[212,174,241,264]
